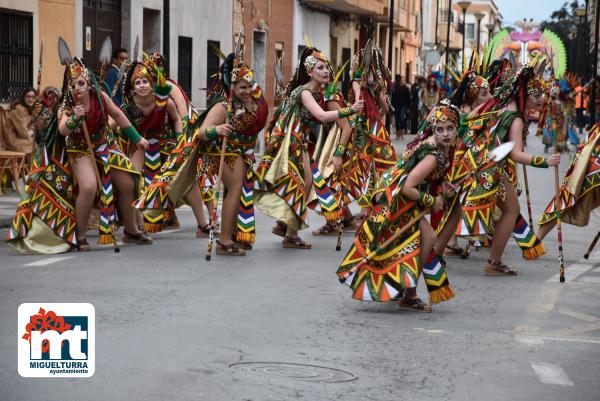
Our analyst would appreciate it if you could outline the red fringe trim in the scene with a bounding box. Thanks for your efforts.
[144,222,164,233]
[323,209,343,223]
[236,232,256,245]
[522,242,546,260]
[429,285,456,305]
[98,234,113,245]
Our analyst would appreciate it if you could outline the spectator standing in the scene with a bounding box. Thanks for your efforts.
[410,76,422,135]
[391,74,411,139]
[104,47,129,106]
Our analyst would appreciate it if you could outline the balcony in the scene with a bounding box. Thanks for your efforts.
[438,22,463,51]
[301,0,386,16]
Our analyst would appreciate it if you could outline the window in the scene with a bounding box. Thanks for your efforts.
[439,9,454,23]
[143,8,161,53]
[0,8,33,103]
[206,39,220,95]
[178,36,192,100]
[466,23,475,40]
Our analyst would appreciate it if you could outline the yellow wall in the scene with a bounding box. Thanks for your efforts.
[38,0,76,90]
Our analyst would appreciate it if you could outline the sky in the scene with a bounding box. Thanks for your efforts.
[494,0,566,27]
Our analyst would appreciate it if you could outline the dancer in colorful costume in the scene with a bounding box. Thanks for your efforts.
[255,47,364,248]
[7,56,151,253]
[134,53,213,237]
[436,70,491,258]
[348,44,398,210]
[538,81,568,153]
[537,123,600,239]
[434,63,561,275]
[312,66,360,235]
[193,53,268,255]
[337,100,458,312]
[121,57,183,232]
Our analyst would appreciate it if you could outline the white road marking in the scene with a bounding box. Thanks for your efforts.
[593,266,600,273]
[577,275,600,284]
[531,362,574,387]
[547,250,600,283]
[23,256,74,267]
[514,335,544,345]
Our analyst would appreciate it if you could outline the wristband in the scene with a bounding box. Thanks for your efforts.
[418,191,436,207]
[121,125,142,143]
[333,144,346,157]
[337,107,356,119]
[65,114,82,131]
[205,125,218,141]
[530,155,548,168]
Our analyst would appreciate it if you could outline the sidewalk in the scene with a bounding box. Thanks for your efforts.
[0,191,19,228]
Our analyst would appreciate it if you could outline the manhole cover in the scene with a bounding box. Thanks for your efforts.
[229,362,357,383]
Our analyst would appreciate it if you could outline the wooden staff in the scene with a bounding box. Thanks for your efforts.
[553,139,565,282]
[584,230,600,259]
[77,94,120,253]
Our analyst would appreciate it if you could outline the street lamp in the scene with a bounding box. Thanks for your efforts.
[444,0,453,79]
[474,12,485,55]
[457,1,471,68]
[485,22,495,45]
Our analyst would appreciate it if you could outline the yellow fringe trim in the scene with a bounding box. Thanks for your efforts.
[236,232,256,245]
[323,209,343,222]
[522,242,546,260]
[428,285,456,305]
[144,222,164,233]
[98,234,113,245]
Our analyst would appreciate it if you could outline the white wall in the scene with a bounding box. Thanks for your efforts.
[169,0,232,106]
[293,0,330,61]
[123,0,232,107]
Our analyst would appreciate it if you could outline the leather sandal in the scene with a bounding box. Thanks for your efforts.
[312,222,339,236]
[232,235,253,250]
[76,238,90,252]
[397,296,432,313]
[123,231,153,245]
[196,224,211,238]
[484,259,518,276]
[271,220,288,237]
[163,218,181,230]
[282,235,312,249]
[216,240,246,256]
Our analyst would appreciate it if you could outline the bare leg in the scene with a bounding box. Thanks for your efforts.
[71,155,98,242]
[405,218,436,299]
[187,184,208,227]
[111,168,143,235]
[488,177,520,263]
[434,203,461,255]
[130,149,145,229]
[218,157,245,245]
[286,153,313,239]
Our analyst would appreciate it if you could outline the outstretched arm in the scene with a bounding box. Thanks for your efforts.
[301,90,363,123]
[508,116,560,167]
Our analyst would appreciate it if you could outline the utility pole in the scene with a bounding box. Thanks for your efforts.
[386,0,395,132]
[591,0,599,124]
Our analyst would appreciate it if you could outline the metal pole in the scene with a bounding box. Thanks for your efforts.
[445,0,452,79]
[461,9,466,67]
[435,0,440,44]
[163,0,170,71]
[386,0,395,132]
[591,0,599,125]
[476,18,481,54]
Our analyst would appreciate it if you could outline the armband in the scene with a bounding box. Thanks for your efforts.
[205,125,218,141]
[337,107,356,119]
[530,155,548,168]
[333,144,346,157]
[418,191,436,207]
[65,114,83,131]
[122,125,142,143]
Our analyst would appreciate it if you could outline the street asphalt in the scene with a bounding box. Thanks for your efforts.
[1,134,599,401]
